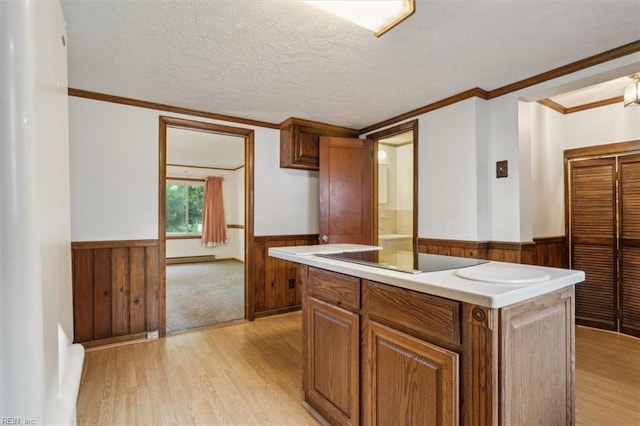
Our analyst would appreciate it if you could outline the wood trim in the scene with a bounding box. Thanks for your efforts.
[80,332,149,349]
[538,98,567,114]
[540,96,625,115]
[166,234,200,240]
[488,40,640,99]
[69,42,640,138]
[488,241,536,250]
[461,303,499,426]
[378,140,413,148]
[366,120,419,253]
[166,177,205,183]
[159,115,255,334]
[166,162,239,171]
[565,96,624,114]
[360,41,640,134]
[254,233,319,243]
[227,224,244,229]
[71,239,158,249]
[418,237,566,267]
[278,116,358,136]
[254,305,301,318]
[533,236,567,244]
[360,88,488,134]
[565,139,640,160]
[68,88,279,129]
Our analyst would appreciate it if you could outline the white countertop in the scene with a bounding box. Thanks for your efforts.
[268,244,585,308]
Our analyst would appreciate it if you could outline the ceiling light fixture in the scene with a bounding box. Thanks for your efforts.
[306,0,415,37]
[624,73,640,107]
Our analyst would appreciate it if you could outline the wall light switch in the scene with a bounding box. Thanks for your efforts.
[496,160,508,178]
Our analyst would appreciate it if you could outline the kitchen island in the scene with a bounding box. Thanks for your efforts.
[269,244,585,426]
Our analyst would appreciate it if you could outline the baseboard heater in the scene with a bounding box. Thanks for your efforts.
[166,255,216,265]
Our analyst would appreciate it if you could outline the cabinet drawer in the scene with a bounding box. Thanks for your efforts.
[309,267,360,311]
[368,281,461,347]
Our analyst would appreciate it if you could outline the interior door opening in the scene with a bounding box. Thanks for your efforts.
[158,117,255,336]
[366,120,418,253]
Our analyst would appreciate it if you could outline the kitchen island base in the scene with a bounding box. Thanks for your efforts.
[301,265,575,426]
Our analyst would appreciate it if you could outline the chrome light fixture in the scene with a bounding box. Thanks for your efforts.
[306,0,415,37]
[624,74,640,107]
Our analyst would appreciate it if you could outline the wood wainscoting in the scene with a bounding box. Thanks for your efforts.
[72,240,159,346]
[252,234,318,317]
[418,236,567,268]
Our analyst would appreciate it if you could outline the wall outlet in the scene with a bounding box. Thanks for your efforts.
[147,330,159,339]
[288,279,295,289]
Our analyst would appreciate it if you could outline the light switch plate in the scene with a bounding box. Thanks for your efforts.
[496,160,508,178]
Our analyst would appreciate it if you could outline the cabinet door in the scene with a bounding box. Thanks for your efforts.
[366,320,459,426]
[306,297,360,426]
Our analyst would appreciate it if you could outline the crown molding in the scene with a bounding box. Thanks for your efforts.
[538,96,625,115]
[360,40,640,133]
[67,88,280,129]
[68,40,640,134]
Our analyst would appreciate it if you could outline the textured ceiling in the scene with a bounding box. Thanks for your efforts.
[61,0,640,129]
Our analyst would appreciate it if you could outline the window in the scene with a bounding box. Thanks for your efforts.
[166,182,204,233]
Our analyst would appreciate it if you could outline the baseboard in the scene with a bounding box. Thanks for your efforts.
[80,332,149,350]
[166,255,216,264]
[254,305,302,318]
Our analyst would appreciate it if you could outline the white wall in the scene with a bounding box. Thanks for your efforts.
[362,51,640,244]
[530,100,640,237]
[1,1,83,423]
[418,99,484,240]
[69,98,319,242]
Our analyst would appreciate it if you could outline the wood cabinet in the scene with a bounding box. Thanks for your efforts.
[304,267,360,425]
[301,266,575,426]
[366,320,459,426]
[279,118,358,171]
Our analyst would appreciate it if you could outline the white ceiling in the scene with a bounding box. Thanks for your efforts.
[166,127,244,170]
[549,76,632,108]
[61,0,640,130]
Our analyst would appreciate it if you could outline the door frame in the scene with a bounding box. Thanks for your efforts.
[364,120,419,252]
[158,116,256,336]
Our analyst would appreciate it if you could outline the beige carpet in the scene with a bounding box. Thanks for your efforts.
[166,260,244,333]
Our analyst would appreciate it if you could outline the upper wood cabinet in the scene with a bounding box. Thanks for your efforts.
[279,117,358,171]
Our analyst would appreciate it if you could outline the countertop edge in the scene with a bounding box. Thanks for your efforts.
[268,246,585,309]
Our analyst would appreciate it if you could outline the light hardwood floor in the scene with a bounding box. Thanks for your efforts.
[77,312,640,425]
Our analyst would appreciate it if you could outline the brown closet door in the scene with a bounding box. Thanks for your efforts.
[570,158,617,330]
[619,154,640,337]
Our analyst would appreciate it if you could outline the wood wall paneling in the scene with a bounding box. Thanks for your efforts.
[93,248,112,339]
[417,237,566,268]
[253,234,318,317]
[71,240,159,345]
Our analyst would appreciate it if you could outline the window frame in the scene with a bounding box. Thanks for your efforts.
[165,178,205,238]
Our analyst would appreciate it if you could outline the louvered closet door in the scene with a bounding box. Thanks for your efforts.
[570,158,617,330]
[619,154,640,337]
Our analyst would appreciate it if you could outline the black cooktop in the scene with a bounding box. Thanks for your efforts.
[316,250,487,274]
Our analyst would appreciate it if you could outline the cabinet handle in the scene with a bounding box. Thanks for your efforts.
[320,235,329,243]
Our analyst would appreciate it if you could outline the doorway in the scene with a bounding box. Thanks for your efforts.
[159,116,255,336]
[367,120,418,252]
